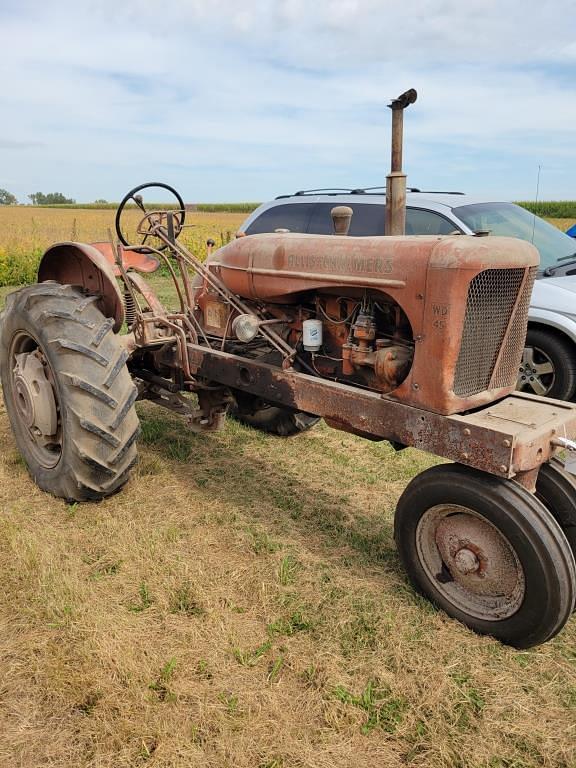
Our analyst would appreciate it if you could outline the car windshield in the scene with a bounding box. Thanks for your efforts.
[452,202,576,271]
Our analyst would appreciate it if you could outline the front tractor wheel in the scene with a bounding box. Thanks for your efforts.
[0,283,140,501]
[535,458,576,560]
[394,464,576,648]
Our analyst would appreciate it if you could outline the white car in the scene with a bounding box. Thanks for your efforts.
[241,189,576,400]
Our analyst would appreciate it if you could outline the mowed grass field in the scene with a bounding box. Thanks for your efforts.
[0,208,575,768]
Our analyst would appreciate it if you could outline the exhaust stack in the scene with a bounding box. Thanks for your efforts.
[385,88,417,236]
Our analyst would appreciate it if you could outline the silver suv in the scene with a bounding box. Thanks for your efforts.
[241,189,576,400]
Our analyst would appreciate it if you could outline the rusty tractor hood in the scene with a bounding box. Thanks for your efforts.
[208,233,539,302]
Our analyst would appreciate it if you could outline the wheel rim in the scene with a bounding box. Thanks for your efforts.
[416,504,525,620]
[9,331,62,469]
[517,346,555,396]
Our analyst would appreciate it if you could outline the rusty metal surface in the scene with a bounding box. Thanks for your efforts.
[417,505,525,619]
[451,392,576,475]
[190,343,576,478]
[453,267,534,396]
[38,242,125,332]
[13,351,58,437]
[385,89,417,236]
[385,172,407,237]
[433,512,521,596]
[91,241,160,275]
[331,206,353,236]
[202,232,539,414]
[127,271,167,316]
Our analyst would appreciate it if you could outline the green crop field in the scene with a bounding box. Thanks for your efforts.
[517,201,576,219]
[0,209,574,767]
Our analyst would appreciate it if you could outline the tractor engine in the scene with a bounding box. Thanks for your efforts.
[194,231,538,415]
[196,281,413,394]
[305,295,413,393]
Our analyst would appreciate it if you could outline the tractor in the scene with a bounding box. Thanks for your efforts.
[2,92,576,648]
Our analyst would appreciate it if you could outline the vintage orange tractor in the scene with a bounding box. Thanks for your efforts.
[2,91,576,647]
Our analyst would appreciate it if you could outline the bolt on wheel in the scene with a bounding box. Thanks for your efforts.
[10,332,62,469]
[394,463,576,648]
[416,505,525,621]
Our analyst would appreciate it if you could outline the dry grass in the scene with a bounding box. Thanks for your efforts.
[0,212,575,767]
[0,206,572,280]
[0,379,575,767]
[0,207,247,285]
[548,218,576,232]
[0,206,247,249]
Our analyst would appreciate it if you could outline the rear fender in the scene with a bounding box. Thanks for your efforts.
[38,241,124,332]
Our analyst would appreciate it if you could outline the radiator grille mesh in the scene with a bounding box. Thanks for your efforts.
[453,268,533,398]
[491,267,537,389]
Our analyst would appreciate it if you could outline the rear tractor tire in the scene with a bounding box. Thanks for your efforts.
[394,463,576,648]
[229,390,319,437]
[0,283,140,501]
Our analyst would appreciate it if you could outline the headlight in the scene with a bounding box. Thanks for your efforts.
[232,314,260,342]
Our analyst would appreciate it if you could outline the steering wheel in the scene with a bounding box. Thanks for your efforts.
[115,182,186,251]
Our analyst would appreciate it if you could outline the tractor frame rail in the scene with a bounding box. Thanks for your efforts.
[190,344,576,489]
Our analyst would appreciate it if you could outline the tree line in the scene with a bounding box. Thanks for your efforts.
[0,189,77,205]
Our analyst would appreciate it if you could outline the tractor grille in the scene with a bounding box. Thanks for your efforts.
[491,267,537,389]
[453,267,535,398]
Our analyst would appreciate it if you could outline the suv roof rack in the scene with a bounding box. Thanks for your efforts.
[275,188,355,199]
[417,190,465,195]
[275,187,465,200]
[351,186,424,193]
[352,187,465,195]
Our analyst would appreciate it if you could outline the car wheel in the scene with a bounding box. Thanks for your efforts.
[517,328,576,400]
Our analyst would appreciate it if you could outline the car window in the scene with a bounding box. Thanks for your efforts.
[245,203,315,234]
[405,208,458,235]
[452,202,576,270]
[247,201,459,238]
[307,203,385,236]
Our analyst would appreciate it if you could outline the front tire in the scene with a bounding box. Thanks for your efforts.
[0,283,139,501]
[394,464,576,648]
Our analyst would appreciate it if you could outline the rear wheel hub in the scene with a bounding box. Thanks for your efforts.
[9,333,62,469]
[13,352,58,436]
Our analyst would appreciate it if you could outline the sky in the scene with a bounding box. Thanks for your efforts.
[0,0,575,203]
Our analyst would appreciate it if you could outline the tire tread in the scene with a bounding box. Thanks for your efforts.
[0,283,139,501]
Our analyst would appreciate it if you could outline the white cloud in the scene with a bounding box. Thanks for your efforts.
[0,0,574,201]
[106,0,576,65]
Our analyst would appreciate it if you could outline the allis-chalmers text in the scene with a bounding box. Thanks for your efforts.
[287,252,394,274]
